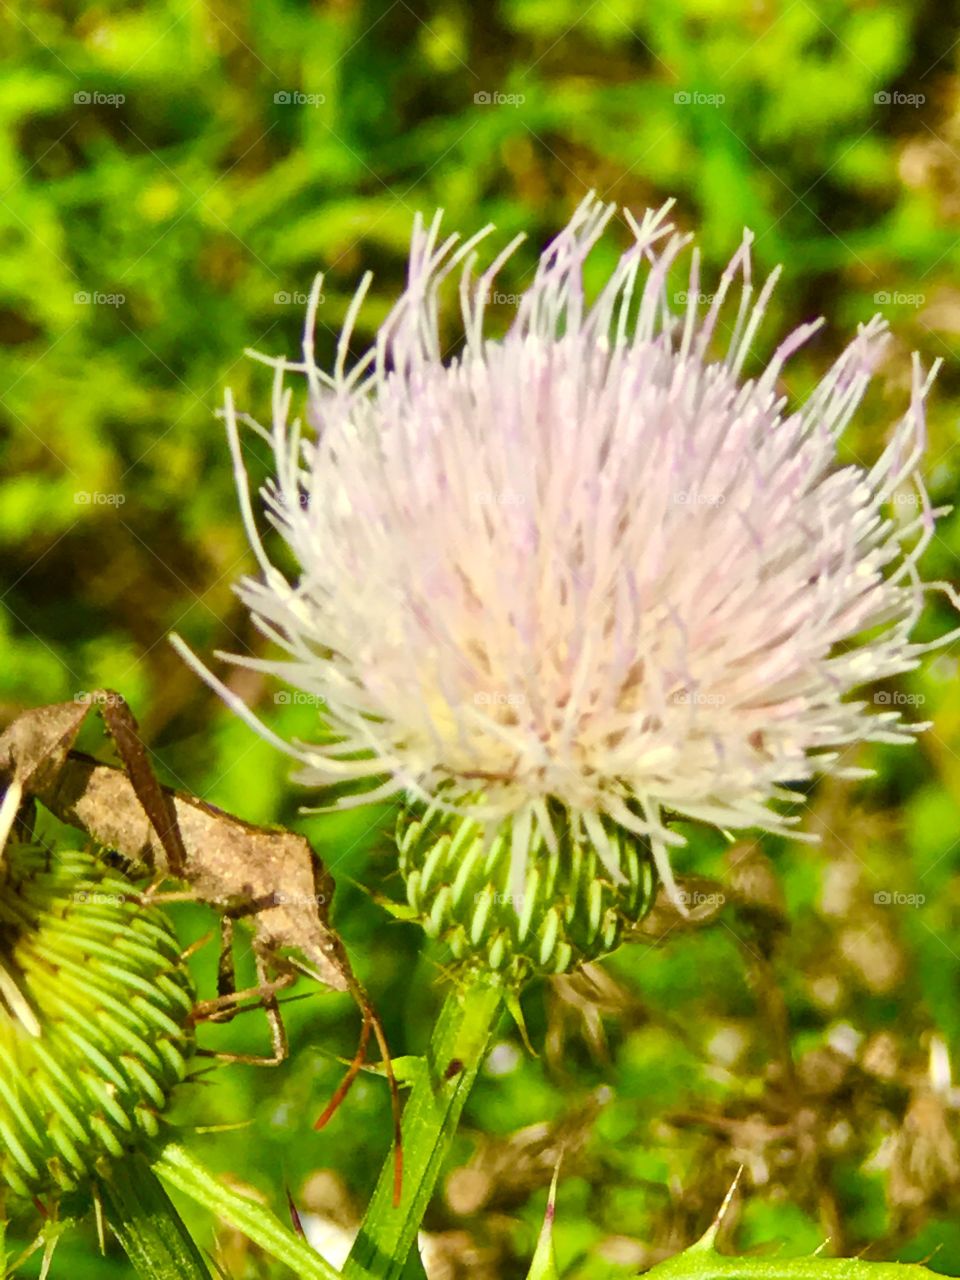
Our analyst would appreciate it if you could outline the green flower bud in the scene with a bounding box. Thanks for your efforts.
[0,843,196,1200]
[397,803,658,984]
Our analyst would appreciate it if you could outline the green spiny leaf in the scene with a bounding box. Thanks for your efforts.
[526,1163,561,1280]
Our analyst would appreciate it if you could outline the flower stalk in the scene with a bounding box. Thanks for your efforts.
[343,978,504,1280]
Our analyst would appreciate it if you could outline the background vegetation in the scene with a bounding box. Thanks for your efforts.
[2,0,960,1275]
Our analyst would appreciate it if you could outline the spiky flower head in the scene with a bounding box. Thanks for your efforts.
[0,783,196,1200]
[178,195,955,974]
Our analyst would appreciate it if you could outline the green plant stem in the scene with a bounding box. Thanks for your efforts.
[99,1152,210,1280]
[343,977,504,1280]
[153,1140,339,1280]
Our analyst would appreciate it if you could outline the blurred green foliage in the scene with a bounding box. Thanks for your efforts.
[2,0,960,1275]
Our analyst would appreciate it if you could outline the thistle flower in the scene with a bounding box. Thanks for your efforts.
[177,195,956,977]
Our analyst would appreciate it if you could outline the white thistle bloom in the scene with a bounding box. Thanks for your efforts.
[176,194,957,910]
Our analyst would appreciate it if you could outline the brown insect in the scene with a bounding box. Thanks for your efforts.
[0,690,403,1204]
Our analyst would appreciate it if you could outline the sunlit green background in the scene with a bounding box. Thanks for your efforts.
[3,0,960,1276]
